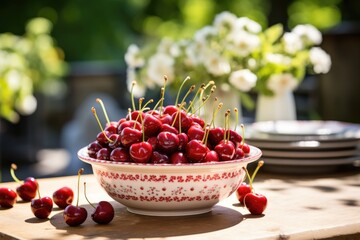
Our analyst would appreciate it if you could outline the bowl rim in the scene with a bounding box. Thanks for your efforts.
[77,145,262,168]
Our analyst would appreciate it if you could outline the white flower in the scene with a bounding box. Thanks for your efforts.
[283,32,304,54]
[229,69,257,92]
[146,53,175,86]
[292,24,322,45]
[309,47,331,74]
[203,51,231,76]
[194,26,217,44]
[5,69,22,91]
[213,11,237,33]
[267,73,298,94]
[234,17,262,33]
[229,30,260,57]
[125,44,144,68]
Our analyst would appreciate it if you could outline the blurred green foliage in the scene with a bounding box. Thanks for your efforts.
[0,18,67,123]
[2,0,350,64]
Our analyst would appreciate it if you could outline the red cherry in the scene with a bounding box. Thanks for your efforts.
[108,134,122,149]
[143,113,162,137]
[242,143,251,154]
[156,131,179,153]
[91,201,115,224]
[187,125,205,141]
[31,196,53,219]
[204,150,220,162]
[83,182,114,224]
[177,133,189,151]
[110,147,130,162]
[227,129,242,147]
[64,205,88,226]
[120,127,142,148]
[64,169,88,226]
[171,110,193,132]
[150,151,170,164]
[236,182,251,204]
[163,105,178,115]
[208,127,225,146]
[87,141,102,158]
[186,139,209,163]
[244,192,267,215]
[160,114,172,125]
[104,123,118,135]
[117,120,141,134]
[160,124,178,134]
[96,148,111,160]
[53,187,74,209]
[129,142,153,163]
[146,136,158,150]
[214,140,235,161]
[10,164,38,202]
[170,152,189,164]
[234,147,245,159]
[96,130,111,146]
[0,188,17,208]
[191,115,205,128]
[126,110,144,123]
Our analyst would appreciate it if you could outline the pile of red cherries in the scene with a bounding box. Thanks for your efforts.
[87,79,251,164]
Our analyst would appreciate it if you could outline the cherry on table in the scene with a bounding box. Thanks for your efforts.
[244,192,267,215]
[63,169,88,226]
[236,182,251,205]
[84,182,114,224]
[31,182,53,219]
[10,164,38,202]
[241,160,267,215]
[53,187,74,209]
[0,188,17,208]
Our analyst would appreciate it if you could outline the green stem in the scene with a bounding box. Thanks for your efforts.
[84,182,96,209]
[76,168,84,207]
[10,164,22,184]
[96,98,110,125]
[175,76,190,106]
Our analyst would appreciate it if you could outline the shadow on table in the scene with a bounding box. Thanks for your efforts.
[49,204,243,239]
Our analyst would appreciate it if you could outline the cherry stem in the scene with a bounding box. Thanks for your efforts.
[251,160,264,184]
[243,166,253,190]
[175,76,190,106]
[92,107,113,143]
[226,109,231,142]
[36,182,41,199]
[10,164,22,184]
[130,81,136,111]
[76,168,84,207]
[160,75,168,115]
[234,108,239,132]
[186,83,205,113]
[96,98,110,125]
[83,182,96,209]
[240,124,245,147]
[210,101,222,128]
[152,97,164,114]
[202,124,210,146]
[127,108,132,120]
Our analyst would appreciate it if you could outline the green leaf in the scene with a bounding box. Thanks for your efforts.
[240,92,255,110]
[264,24,283,44]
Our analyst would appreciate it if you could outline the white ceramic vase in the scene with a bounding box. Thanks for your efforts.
[255,90,296,122]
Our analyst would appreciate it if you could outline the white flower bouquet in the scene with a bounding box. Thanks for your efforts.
[125,11,331,109]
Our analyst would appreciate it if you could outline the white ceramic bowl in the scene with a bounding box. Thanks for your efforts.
[78,145,262,216]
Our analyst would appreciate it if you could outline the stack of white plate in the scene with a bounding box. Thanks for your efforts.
[246,120,360,174]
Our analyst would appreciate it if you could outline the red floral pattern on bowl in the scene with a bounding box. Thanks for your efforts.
[78,145,262,216]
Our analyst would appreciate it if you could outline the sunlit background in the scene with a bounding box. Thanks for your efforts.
[0,0,359,181]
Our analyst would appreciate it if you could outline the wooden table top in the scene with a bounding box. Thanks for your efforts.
[1,170,360,240]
